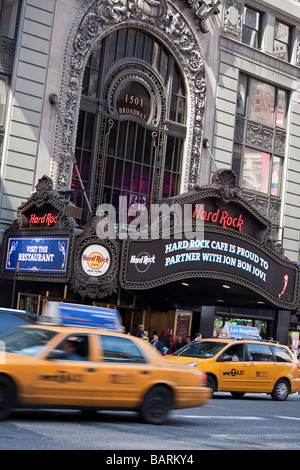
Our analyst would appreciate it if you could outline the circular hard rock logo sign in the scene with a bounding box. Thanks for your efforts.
[81,244,111,277]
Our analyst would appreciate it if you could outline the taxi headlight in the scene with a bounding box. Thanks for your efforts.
[186,361,199,367]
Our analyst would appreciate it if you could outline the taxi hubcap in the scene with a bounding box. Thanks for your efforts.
[277,382,288,399]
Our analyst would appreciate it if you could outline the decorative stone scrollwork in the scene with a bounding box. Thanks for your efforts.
[222,0,243,39]
[184,0,221,33]
[70,215,120,298]
[51,0,208,199]
[195,168,241,202]
[246,123,273,151]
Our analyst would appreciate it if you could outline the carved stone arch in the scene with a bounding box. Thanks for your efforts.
[51,0,206,195]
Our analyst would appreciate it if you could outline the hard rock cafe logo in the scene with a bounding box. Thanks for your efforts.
[81,244,111,277]
[193,204,244,232]
[130,252,156,273]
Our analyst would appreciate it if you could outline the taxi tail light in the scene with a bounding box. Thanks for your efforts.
[199,373,207,386]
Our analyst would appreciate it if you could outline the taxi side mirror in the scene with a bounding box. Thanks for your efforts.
[222,355,233,362]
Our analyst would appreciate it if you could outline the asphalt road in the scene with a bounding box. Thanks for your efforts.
[1,392,299,452]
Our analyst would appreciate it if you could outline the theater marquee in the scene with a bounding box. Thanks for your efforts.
[120,170,299,310]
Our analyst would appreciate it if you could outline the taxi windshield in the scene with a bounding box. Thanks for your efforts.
[1,327,57,357]
[173,341,227,358]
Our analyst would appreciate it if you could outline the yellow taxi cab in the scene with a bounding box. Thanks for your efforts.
[0,302,210,424]
[165,326,300,401]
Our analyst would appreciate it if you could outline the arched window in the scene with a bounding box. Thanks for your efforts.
[73,28,186,222]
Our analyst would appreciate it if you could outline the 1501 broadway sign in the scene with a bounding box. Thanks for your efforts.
[120,231,298,309]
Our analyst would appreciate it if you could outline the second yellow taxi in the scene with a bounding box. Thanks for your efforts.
[165,326,300,400]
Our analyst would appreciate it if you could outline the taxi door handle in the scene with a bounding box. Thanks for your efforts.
[141,370,149,374]
[86,368,96,372]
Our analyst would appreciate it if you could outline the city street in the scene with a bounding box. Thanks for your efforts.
[1,392,299,451]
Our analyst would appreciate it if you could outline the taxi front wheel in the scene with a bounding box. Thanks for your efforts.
[138,385,173,425]
[271,379,290,401]
[0,376,16,420]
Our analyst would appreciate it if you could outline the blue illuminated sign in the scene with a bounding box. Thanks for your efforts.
[5,235,70,275]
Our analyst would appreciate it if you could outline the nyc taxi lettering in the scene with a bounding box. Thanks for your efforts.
[256,371,268,377]
[223,369,245,377]
[39,373,83,383]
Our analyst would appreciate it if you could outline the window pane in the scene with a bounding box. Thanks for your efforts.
[248,79,275,126]
[242,27,259,48]
[126,29,136,57]
[244,7,260,29]
[88,70,99,98]
[91,42,102,69]
[271,156,281,197]
[242,7,261,48]
[273,40,288,61]
[247,343,273,361]
[0,75,9,126]
[0,0,20,39]
[116,29,127,60]
[242,148,270,193]
[274,21,289,43]
[108,120,118,156]
[237,74,247,115]
[232,144,242,185]
[99,335,146,363]
[173,139,182,173]
[105,157,114,186]
[276,89,287,128]
[273,21,290,61]
[83,113,95,149]
[271,345,293,363]
[106,31,117,68]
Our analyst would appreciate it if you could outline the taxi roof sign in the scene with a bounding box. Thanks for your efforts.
[221,325,261,339]
[41,302,123,332]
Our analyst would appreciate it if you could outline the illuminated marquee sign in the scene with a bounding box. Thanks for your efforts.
[192,204,244,232]
[22,202,60,228]
[81,244,111,277]
[3,234,72,278]
[121,231,298,309]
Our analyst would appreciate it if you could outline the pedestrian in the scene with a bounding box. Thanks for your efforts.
[162,346,169,355]
[136,324,144,338]
[142,330,149,341]
[158,330,170,349]
[151,334,163,353]
[194,332,202,341]
[170,336,182,353]
[181,335,191,346]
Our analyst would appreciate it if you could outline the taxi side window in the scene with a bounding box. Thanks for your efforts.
[99,335,146,364]
[49,334,89,361]
[223,345,244,361]
[247,343,273,362]
[271,345,294,363]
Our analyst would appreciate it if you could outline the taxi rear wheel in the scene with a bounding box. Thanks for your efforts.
[271,379,290,401]
[0,376,16,420]
[206,375,217,395]
[139,385,173,425]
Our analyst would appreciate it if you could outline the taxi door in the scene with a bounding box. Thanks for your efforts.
[29,333,96,407]
[246,343,276,393]
[217,345,249,392]
[85,334,154,409]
